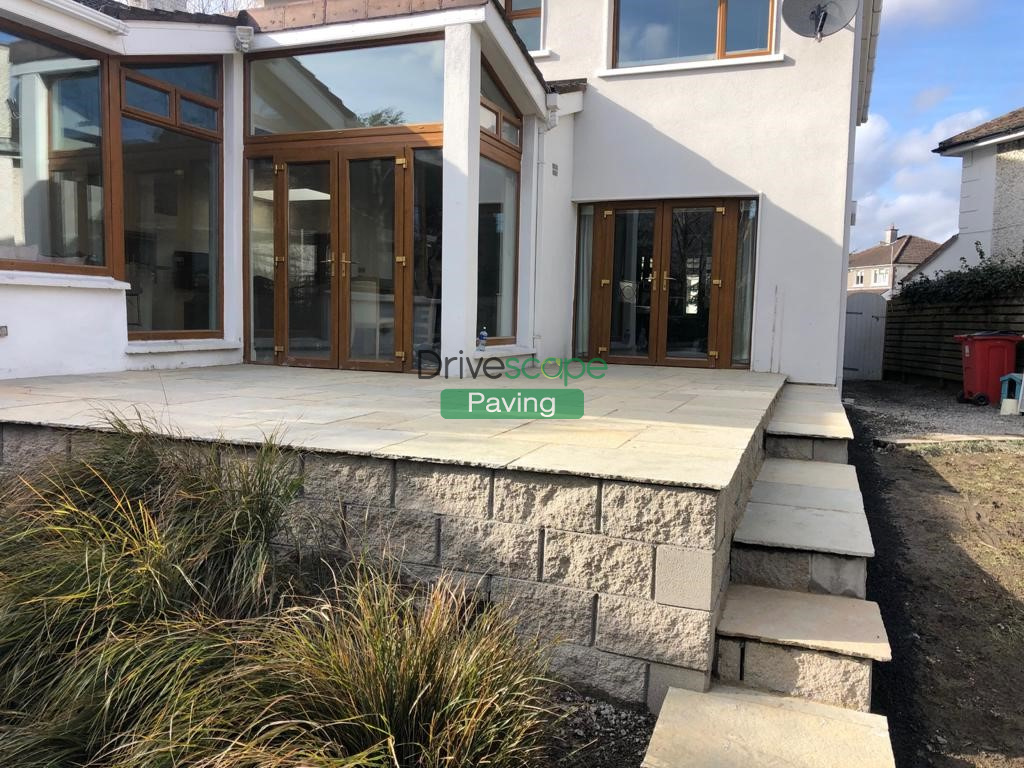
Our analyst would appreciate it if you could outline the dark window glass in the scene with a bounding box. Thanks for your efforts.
[574,205,595,358]
[501,120,521,146]
[122,117,220,332]
[125,63,218,99]
[125,79,170,117]
[480,105,498,134]
[250,41,444,136]
[726,0,771,53]
[732,200,758,366]
[481,67,515,113]
[413,149,443,364]
[0,27,105,267]
[249,158,275,362]
[512,16,542,50]
[181,98,217,131]
[477,157,518,340]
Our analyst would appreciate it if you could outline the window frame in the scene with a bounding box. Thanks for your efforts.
[854,270,865,286]
[477,62,523,346]
[612,0,776,69]
[506,0,543,52]
[115,55,225,341]
[872,268,889,287]
[0,17,116,277]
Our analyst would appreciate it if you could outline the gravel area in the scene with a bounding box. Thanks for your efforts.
[843,381,1024,441]
[548,690,655,768]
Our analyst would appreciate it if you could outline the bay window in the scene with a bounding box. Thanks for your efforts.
[0,23,106,271]
[615,0,774,68]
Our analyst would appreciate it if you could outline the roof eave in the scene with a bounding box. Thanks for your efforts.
[856,0,882,126]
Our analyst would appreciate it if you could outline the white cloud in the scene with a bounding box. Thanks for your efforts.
[913,86,951,113]
[852,109,987,250]
[883,0,979,26]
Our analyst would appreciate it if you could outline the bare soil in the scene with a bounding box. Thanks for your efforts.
[848,407,1024,767]
[548,689,655,768]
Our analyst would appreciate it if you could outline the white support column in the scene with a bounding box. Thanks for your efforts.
[440,23,481,364]
[221,51,245,349]
[517,114,541,351]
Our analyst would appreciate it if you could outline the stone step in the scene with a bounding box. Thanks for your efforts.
[643,685,895,768]
[765,384,852,464]
[732,457,873,597]
[717,584,891,662]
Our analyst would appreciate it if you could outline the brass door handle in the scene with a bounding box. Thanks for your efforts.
[662,270,669,292]
[340,253,352,277]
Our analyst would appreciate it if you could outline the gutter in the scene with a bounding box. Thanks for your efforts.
[856,0,882,125]
[29,0,129,35]
[935,128,1024,157]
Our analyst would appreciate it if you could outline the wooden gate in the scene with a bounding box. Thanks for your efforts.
[844,292,887,381]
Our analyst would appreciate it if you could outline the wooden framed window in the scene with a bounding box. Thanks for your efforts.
[0,18,112,275]
[116,59,224,340]
[478,62,522,346]
[506,0,542,51]
[614,0,775,68]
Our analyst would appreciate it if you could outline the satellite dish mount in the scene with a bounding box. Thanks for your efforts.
[782,0,860,42]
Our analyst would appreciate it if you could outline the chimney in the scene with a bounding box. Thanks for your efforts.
[883,225,899,245]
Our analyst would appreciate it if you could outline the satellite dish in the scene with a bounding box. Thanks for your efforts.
[782,0,860,42]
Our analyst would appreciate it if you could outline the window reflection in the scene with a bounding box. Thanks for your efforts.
[478,157,518,340]
[250,41,444,136]
[0,27,105,267]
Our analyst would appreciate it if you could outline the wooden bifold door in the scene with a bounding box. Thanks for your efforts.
[588,199,746,368]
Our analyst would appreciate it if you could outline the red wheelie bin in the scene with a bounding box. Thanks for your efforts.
[954,332,1024,406]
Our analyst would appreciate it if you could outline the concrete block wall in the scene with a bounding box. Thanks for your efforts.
[0,420,769,709]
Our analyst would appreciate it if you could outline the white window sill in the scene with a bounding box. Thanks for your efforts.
[0,270,130,291]
[469,345,537,360]
[529,49,553,59]
[125,339,243,355]
[598,52,785,78]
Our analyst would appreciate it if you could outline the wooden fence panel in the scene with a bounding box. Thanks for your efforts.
[884,299,1024,382]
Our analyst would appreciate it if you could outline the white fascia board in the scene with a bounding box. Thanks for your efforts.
[1,0,125,52]
[249,7,485,52]
[556,91,584,116]
[119,22,236,55]
[857,0,882,125]
[479,3,547,117]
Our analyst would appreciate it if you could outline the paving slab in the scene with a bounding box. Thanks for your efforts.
[643,685,895,768]
[749,481,864,515]
[757,458,858,490]
[717,585,891,661]
[734,502,874,557]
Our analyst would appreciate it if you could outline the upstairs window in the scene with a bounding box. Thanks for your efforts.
[872,268,889,286]
[854,270,864,286]
[615,0,774,68]
[506,0,542,51]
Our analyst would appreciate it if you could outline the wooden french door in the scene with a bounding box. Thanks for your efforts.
[249,146,412,370]
[589,199,742,368]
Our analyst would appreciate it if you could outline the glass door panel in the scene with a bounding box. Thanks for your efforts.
[286,162,333,362]
[609,209,657,360]
[248,158,276,362]
[411,148,443,367]
[665,207,716,360]
[348,158,396,361]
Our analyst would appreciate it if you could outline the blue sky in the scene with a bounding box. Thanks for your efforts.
[852,0,1024,250]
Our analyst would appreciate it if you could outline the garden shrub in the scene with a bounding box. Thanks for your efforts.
[898,241,1024,305]
[0,421,554,768]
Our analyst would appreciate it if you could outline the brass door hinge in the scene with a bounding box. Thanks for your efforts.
[597,346,609,355]
[273,163,285,175]
[395,350,406,361]
[600,278,611,287]
[603,210,614,218]
[273,345,284,354]
[274,255,285,265]
[395,256,407,266]
[395,157,408,168]
[708,350,720,359]
[712,279,723,287]
[715,206,726,215]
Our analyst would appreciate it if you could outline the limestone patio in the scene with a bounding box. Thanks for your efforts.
[0,365,787,490]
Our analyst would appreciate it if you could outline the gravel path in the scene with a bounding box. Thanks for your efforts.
[843,381,1024,441]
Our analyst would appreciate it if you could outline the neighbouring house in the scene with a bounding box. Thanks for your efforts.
[0,0,896,754]
[911,106,1024,280]
[847,226,940,299]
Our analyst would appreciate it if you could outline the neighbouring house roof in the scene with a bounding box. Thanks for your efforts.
[72,0,237,24]
[848,235,941,270]
[935,106,1024,154]
[903,234,959,282]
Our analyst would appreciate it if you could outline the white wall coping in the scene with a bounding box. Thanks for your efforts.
[0,270,130,291]
[125,339,243,355]
[597,52,786,79]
